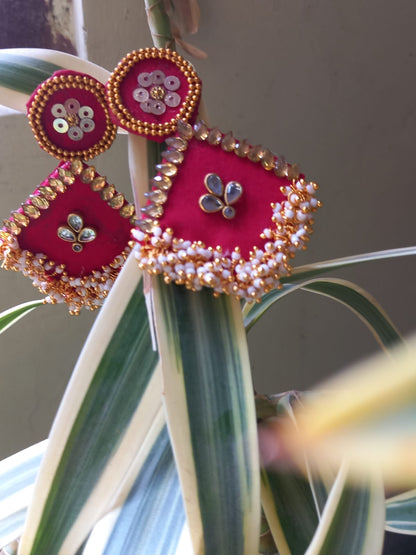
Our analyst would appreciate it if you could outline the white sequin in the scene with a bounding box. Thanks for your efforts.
[164,92,181,107]
[151,70,165,85]
[138,72,152,86]
[164,75,180,91]
[65,98,81,114]
[51,103,66,117]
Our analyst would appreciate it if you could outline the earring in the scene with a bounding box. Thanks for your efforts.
[0,70,135,314]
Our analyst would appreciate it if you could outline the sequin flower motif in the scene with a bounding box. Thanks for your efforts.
[51,99,95,142]
[27,70,116,161]
[106,48,202,142]
[133,70,181,116]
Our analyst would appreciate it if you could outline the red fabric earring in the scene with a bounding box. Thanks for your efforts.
[132,120,321,300]
[0,70,135,314]
[106,48,202,142]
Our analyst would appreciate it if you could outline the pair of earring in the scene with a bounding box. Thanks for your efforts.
[1,47,320,312]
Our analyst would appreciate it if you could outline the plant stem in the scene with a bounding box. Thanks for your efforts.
[144,0,175,49]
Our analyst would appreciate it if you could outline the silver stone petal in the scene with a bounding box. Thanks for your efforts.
[58,226,77,242]
[78,227,96,243]
[199,194,223,213]
[68,213,83,232]
[204,173,223,197]
[224,181,243,205]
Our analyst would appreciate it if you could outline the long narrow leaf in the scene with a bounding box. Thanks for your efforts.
[245,278,402,352]
[20,254,161,554]
[259,393,328,555]
[386,489,416,535]
[152,278,260,554]
[0,442,46,549]
[283,334,416,487]
[305,463,385,555]
[83,415,186,555]
[0,301,44,335]
[283,246,416,284]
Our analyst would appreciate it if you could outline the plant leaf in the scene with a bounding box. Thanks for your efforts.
[386,489,416,535]
[83,418,186,555]
[152,278,260,554]
[258,393,329,555]
[245,277,402,351]
[19,254,161,554]
[0,300,44,335]
[283,246,416,284]
[0,442,46,549]
[304,463,385,555]
[282,333,416,487]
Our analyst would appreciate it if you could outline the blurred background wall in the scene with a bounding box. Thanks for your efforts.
[0,0,415,459]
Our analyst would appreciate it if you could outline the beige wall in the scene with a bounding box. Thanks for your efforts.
[0,0,415,458]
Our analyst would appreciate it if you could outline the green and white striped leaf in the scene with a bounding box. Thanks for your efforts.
[258,393,329,555]
[83,415,187,555]
[19,253,162,554]
[305,463,385,555]
[152,278,260,554]
[284,333,416,487]
[386,489,416,535]
[0,300,44,336]
[0,442,46,549]
[0,49,111,111]
[283,246,416,284]
[244,278,403,351]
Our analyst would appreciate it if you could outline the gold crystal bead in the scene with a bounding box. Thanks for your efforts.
[30,195,49,209]
[101,185,115,200]
[141,203,164,218]
[155,163,178,177]
[57,168,75,185]
[193,120,209,140]
[91,176,107,191]
[70,159,83,175]
[38,186,57,200]
[162,150,184,164]
[3,219,21,235]
[221,132,236,152]
[120,204,135,218]
[11,211,29,226]
[274,158,288,177]
[48,178,66,193]
[151,175,172,191]
[137,218,155,232]
[109,193,125,209]
[81,166,96,183]
[22,203,40,219]
[235,139,250,158]
[207,127,222,145]
[144,189,168,203]
[261,149,275,170]
[248,144,266,162]
[286,164,300,180]
[165,136,187,151]
[176,120,193,140]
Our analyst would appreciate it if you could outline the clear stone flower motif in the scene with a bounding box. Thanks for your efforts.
[132,70,181,116]
[51,98,95,141]
[57,213,97,253]
[199,173,243,220]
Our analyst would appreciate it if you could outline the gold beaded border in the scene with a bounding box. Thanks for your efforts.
[133,120,321,300]
[27,73,117,161]
[1,160,136,314]
[106,48,202,138]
